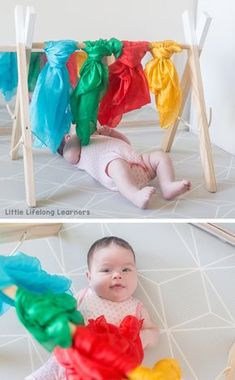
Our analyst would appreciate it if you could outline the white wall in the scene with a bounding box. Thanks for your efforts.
[190,0,235,155]
[0,0,196,43]
[0,0,196,120]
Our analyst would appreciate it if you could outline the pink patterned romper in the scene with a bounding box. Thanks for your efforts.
[75,135,153,191]
[25,288,143,380]
[77,287,143,324]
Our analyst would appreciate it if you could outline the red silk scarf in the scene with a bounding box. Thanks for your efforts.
[98,41,150,128]
[55,315,143,380]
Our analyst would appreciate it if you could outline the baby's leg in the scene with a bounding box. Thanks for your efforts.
[142,151,191,200]
[107,159,156,209]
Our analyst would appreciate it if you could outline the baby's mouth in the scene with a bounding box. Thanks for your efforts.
[110,284,125,289]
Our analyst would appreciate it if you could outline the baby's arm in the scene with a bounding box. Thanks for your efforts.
[25,356,65,380]
[140,306,159,349]
[97,125,131,145]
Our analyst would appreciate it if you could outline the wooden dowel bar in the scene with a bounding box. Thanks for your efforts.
[0,42,190,53]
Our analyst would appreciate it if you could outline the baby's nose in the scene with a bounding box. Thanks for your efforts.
[112,271,122,279]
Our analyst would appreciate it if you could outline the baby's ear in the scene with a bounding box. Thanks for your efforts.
[86,271,91,282]
[64,134,71,142]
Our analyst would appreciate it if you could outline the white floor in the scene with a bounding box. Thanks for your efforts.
[0,116,235,218]
[0,223,234,380]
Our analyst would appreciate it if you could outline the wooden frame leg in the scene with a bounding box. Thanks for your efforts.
[162,12,212,153]
[15,5,36,206]
[183,10,216,192]
[162,56,191,152]
[10,89,21,160]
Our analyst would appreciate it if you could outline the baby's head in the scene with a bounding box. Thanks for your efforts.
[86,236,138,302]
[57,134,81,164]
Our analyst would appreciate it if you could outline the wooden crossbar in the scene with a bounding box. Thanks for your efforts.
[0,223,62,243]
[0,42,191,53]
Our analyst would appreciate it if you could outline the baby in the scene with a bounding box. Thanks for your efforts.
[57,126,191,209]
[25,236,159,380]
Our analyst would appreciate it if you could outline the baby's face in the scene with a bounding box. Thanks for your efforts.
[87,244,138,302]
[63,134,81,165]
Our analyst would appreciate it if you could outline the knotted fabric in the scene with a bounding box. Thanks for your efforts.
[0,52,18,101]
[145,41,182,128]
[55,315,143,380]
[15,287,84,351]
[70,38,123,146]
[0,252,71,315]
[30,40,77,153]
[98,41,150,128]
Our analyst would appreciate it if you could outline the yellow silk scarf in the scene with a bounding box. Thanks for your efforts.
[145,41,182,128]
[127,358,182,380]
[74,51,88,77]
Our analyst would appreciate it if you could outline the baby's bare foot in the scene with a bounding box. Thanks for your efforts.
[132,186,156,209]
[161,180,191,200]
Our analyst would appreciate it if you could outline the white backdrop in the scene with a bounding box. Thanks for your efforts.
[0,0,196,43]
[190,0,235,155]
[0,0,197,122]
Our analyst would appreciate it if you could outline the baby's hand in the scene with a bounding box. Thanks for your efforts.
[97,125,111,136]
[130,153,146,170]
[140,327,159,349]
[139,306,159,349]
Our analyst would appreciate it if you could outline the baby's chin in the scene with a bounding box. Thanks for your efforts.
[104,289,132,302]
[70,157,80,165]
[64,153,80,165]
[109,295,130,302]
[98,294,126,302]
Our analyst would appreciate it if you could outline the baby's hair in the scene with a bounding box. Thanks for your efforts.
[87,236,135,269]
[57,137,66,156]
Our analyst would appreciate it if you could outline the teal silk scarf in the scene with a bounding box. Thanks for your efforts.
[30,40,77,153]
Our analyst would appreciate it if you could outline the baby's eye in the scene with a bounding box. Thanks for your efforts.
[123,268,131,272]
[100,268,110,273]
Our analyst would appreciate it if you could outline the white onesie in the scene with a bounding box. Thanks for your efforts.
[75,134,152,191]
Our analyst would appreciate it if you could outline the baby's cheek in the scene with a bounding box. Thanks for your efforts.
[93,277,109,296]
[129,273,138,292]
